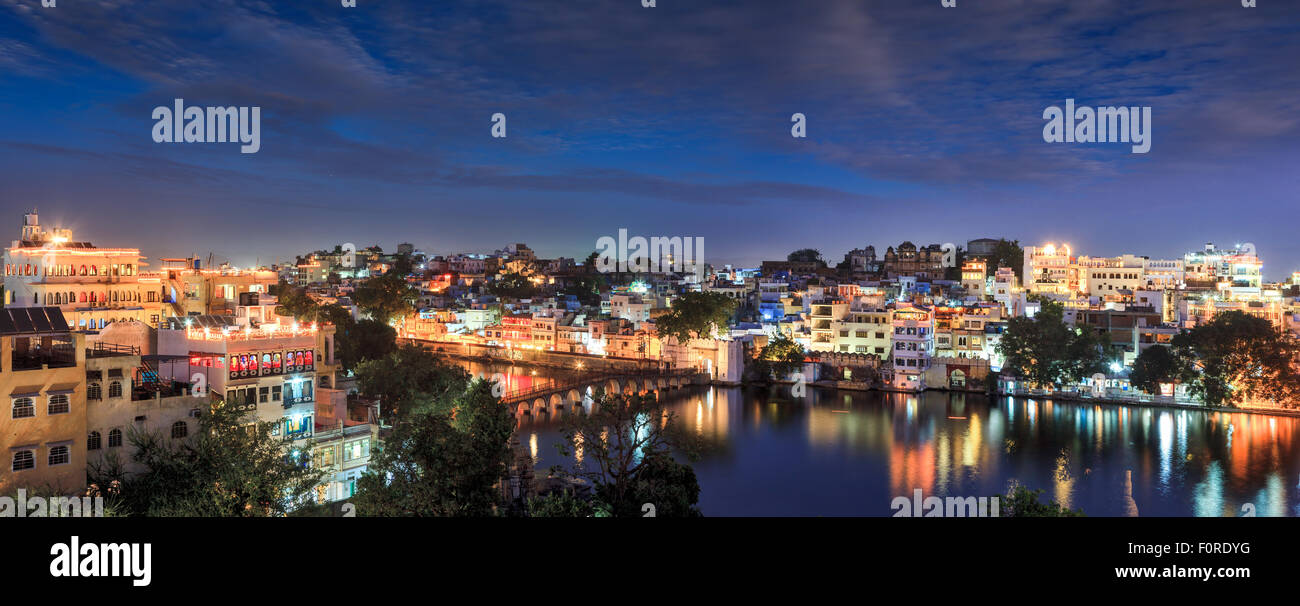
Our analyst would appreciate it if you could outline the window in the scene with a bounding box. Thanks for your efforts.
[171,421,188,439]
[12,450,35,471]
[109,381,123,398]
[88,383,102,400]
[12,397,35,419]
[108,429,122,448]
[48,394,70,415]
[259,387,269,403]
[49,445,70,466]
[88,431,102,450]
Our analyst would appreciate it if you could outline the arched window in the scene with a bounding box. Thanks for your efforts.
[48,445,70,466]
[88,383,102,400]
[48,394,70,415]
[108,429,122,448]
[79,292,87,303]
[12,397,34,419]
[109,381,123,398]
[171,421,188,439]
[79,265,87,276]
[88,431,102,450]
[11,450,34,471]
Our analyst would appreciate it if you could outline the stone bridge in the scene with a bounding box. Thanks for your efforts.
[502,368,703,417]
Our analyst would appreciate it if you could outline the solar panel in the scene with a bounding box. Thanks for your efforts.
[29,308,53,333]
[46,308,70,331]
[10,309,35,333]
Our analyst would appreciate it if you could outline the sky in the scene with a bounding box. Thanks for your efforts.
[0,0,1297,278]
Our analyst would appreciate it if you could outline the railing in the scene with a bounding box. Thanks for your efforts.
[501,367,701,403]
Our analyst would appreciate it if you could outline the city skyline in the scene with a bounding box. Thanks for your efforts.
[2,1,1298,271]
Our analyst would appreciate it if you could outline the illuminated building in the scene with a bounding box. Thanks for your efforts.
[156,297,335,443]
[1022,242,1079,295]
[960,259,987,295]
[157,257,278,316]
[0,308,86,496]
[3,210,163,329]
[890,303,934,391]
[883,242,947,281]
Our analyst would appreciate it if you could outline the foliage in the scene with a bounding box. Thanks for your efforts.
[526,491,596,517]
[88,403,324,516]
[1128,345,1192,395]
[999,486,1085,517]
[489,271,537,300]
[990,238,1024,280]
[351,379,514,516]
[554,391,702,517]
[352,271,418,324]
[562,275,605,307]
[337,317,398,372]
[1171,311,1300,408]
[655,291,736,344]
[274,280,320,321]
[787,248,825,265]
[354,343,470,421]
[748,332,805,381]
[995,299,1110,388]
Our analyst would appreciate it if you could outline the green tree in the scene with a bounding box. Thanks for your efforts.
[352,379,514,516]
[752,332,805,380]
[274,280,320,321]
[990,238,1024,280]
[489,272,536,299]
[336,317,397,371]
[561,275,604,307]
[996,299,1109,388]
[655,291,736,344]
[1128,345,1192,395]
[787,248,825,265]
[353,271,418,324]
[89,403,324,516]
[555,391,702,517]
[1172,311,1300,408]
[526,491,596,517]
[354,344,471,421]
[999,486,1085,517]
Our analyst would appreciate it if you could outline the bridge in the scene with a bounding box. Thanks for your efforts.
[501,367,704,416]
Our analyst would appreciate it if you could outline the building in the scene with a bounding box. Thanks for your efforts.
[156,299,334,445]
[890,303,933,391]
[3,210,163,329]
[883,242,946,281]
[1022,243,1079,295]
[157,258,278,317]
[0,307,87,495]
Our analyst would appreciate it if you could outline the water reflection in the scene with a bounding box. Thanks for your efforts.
[465,362,1300,516]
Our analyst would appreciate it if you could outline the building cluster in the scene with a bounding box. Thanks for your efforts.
[4,207,1300,500]
[2,211,376,502]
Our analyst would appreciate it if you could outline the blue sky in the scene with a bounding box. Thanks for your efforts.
[1,0,1297,277]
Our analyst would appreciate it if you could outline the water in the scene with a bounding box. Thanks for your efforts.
[464,361,1300,516]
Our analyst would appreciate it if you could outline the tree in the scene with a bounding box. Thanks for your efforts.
[354,344,470,422]
[751,332,805,380]
[1172,311,1300,408]
[995,299,1109,388]
[554,391,702,517]
[274,280,320,321]
[990,239,1024,280]
[1128,345,1192,395]
[561,275,604,307]
[489,272,536,299]
[655,291,736,344]
[336,317,398,371]
[351,379,514,516]
[787,248,825,265]
[89,402,324,516]
[999,486,1085,517]
[353,271,418,324]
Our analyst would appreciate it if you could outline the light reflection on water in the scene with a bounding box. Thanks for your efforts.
[466,362,1300,516]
